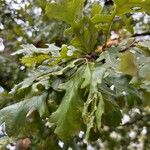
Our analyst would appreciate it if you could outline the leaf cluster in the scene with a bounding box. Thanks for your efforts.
[0,0,150,148]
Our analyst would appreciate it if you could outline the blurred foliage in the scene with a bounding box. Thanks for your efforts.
[0,0,69,91]
[0,55,24,91]
[0,0,69,50]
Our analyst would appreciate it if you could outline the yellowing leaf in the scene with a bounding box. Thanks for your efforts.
[119,51,138,76]
[95,92,104,130]
[21,54,50,67]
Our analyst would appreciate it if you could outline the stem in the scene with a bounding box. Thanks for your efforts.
[104,5,117,47]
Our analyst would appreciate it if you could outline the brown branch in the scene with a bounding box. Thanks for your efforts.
[120,39,136,52]
[132,32,150,37]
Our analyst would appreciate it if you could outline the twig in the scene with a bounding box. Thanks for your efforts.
[120,39,136,52]
[132,32,150,37]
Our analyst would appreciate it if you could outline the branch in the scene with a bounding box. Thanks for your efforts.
[132,32,150,37]
[120,39,136,52]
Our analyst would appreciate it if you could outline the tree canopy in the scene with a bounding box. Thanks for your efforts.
[0,0,150,149]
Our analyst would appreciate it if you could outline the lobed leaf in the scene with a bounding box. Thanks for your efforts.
[45,0,85,25]
[21,54,50,67]
[49,66,86,141]
[0,93,48,135]
[12,44,60,56]
[82,63,108,139]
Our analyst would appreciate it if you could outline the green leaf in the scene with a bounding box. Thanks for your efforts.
[113,0,128,5]
[103,110,122,127]
[10,76,37,94]
[91,64,108,90]
[114,0,150,15]
[0,92,13,109]
[35,0,47,10]
[95,92,104,130]
[49,66,85,141]
[137,41,150,56]
[126,90,142,108]
[91,14,111,24]
[143,91,150,106]
[50,45,79,65]
[12,44,60,56]
[82,64,107,140]
[140,81,150,92]
[81,63,92,89]
[103,99,122,127]
[70,37,83,51]
[97,47,120,69]
[21,54,50,67]
[139,63,150,80]
[45,0,85,25]
[10,65,61,94]
[119,51,138,76]
[90,3,102,17]
[0,93,48,135]
[138,41,150,48]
